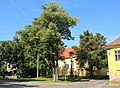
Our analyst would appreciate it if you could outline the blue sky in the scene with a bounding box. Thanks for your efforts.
[0,0,120,47]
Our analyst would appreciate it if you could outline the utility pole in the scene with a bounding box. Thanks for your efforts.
[37,53,39,79]
[36,38,46,79]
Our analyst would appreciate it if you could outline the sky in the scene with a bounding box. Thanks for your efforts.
[0,0,120,47]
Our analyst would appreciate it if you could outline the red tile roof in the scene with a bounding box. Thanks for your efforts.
[60,47,76,58]
[107,37,120,47]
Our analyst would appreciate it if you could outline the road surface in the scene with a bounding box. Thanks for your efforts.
[0,80,119,88]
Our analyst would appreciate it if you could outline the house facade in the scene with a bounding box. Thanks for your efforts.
[107,37,120,84]
[58,47,86,76]
[59,47,108,77]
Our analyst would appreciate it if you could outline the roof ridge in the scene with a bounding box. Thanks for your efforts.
[107,37,120,46]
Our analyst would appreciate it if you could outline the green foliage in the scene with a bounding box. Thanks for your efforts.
[76,30,107,76]
[0,41,14,71]
[33,2,79,40]
[0,2,78,78]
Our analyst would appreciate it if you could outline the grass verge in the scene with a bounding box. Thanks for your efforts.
[10,77,52,82]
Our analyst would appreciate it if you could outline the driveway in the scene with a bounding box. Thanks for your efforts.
[0,80,118,88]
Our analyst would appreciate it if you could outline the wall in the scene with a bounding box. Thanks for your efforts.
[58,57,86,76]
[107,47,120,84]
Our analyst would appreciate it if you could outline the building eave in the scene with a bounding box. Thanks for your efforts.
[106,44,120,50]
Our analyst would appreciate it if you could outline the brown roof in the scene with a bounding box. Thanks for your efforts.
[107,37,120,47]
[60,47,76,58]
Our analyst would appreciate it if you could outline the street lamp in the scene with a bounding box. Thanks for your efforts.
[69,51,74,80]
[62,61,66,81]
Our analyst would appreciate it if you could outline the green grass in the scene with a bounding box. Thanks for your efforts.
[14,77,71,82]
[9,77,52,82]
[13,76,90,82]
[1,75,71,82]
[58,75,90,82]
[1,75,102,82]
[105,81,110,85]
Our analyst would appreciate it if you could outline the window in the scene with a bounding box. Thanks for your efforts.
[115,50,120,60]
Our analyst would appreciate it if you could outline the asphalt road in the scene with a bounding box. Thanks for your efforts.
[0,80,119,88]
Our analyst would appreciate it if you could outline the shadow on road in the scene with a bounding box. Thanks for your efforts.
[0,80,38,88]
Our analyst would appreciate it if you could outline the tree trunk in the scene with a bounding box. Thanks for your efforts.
[52,59,58,81]
[52,56,56,81]
[52,67,55,81]
[55,59,58,81]
[90,65,93,77]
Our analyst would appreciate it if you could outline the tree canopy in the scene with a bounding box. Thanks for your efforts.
[75,30,107,76]
[0,2,78,80]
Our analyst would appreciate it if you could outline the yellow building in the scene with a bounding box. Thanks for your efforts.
[107,37,120,84]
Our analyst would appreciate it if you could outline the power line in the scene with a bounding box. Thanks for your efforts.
[8,0,30,20]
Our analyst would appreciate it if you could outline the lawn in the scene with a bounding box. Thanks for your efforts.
[0,76,53,82]
[0,75,91,82]
[10,77,53,82]
[13,76,71,82]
